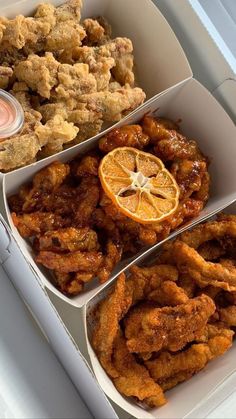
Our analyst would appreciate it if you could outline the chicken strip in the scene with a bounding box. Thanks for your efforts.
[36,249,103,273]
[112,332,166,407]
[12,211,68,238]
[173,241,236,291]
[99,125,150,153]
[92,273,132,377]
[147,280,189,306]
[125,295,215,353]
[146,330,233,390]
[35,227,98,252]
[73,177,100,226]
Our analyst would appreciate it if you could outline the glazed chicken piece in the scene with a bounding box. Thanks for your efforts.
[36,249,103,273]
[125,295,215,353]
[34,227,99,252]
[99,125,150,153]
[97,240,123,283]
[11,211,69,238]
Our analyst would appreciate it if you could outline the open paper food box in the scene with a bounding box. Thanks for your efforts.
[0,0,236,418]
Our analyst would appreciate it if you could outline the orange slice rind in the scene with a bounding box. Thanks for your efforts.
[99,147,180,224]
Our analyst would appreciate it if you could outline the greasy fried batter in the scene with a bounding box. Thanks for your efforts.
[125,295,215,353]
[92,273,132,377]
[173,241,236,291]
[113,332,166,407]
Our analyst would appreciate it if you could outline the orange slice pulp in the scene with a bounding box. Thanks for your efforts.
[99,147,180,224]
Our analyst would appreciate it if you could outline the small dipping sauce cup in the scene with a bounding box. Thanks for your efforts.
[0,89,24,140]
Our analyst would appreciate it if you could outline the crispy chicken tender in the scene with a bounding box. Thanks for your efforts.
[36,249,103,273]
[14,52,59,98]
[92,273,132,377]
[198,241,226,260]
[147,280,189,306]
[145,330,233,390]
[99,125,150,153]
[11,211,68,238]
[173,241,236,291]
[113,332,166,407]
[35,227,99,252]
[125,295,215,353]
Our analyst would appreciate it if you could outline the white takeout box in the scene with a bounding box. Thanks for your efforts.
[0,0,192,175]
[85,201,236,419]
[0,1,236,418]
[3,78,236,308]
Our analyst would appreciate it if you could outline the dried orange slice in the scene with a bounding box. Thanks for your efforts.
[99,147,179,224]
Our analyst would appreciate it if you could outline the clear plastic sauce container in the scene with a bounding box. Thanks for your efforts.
[0,89,24,140]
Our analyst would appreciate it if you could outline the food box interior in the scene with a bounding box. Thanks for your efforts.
[0,1,235,418]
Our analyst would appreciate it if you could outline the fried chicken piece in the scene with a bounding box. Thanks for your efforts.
[178,220,236,249]
[92,273,132,377]
[22,161,70,212]
[73,154,100,177]
[14,53,59,98]
[141,115,180,140]
[82,18,107,45]
[198,240,226,260]
[193,171,210,203]
[112,332,166,407]
[79,85,145,122]
[55,63,97,100]
[173,241,236,291]
[35,115,79,156]
[46,21,85,52]
[112,53,134,86]
[36,249,103,273]
[70,120,103,144]
[12,211,68,238]
[54,271,85,295]
[127,264,179,305]
[146,330,233,390]
[35,227,98,252]
[177,274,197,298]
[147,280,189,306]
[97,240,123,283]
[218,306,236,326]
[73,177,100,227]
[125,295,215,353]
[170,160,207,200]
[0,65,13,88]
[0,132,45,172]
[0,14,52,52]
[99,125,150,153]
[54,0,83,22]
